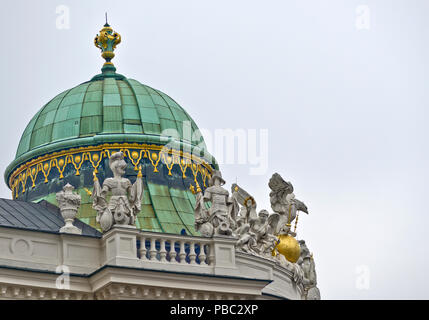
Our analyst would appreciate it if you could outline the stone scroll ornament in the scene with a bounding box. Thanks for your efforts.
[92,151,143,232]
[190,170,238,237]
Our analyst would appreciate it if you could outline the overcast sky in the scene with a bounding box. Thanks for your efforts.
[1,0,428,299]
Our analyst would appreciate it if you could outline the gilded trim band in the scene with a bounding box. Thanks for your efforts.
[9,143,214,199]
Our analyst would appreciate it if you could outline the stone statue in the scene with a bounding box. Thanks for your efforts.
[297,240,320,300]
[236,209,279,256]
[191,182,213,237]
[56,184,82,234]
[231,184,279,257]
[92,151,143,232]
[191,170,237,237]
[268,173,308,236]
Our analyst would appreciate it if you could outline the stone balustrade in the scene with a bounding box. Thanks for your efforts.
[138,231,215,266]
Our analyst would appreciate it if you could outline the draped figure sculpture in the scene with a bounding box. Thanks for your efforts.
[297,240,321,300]
[92,151,143,232]
[232,184,279,257]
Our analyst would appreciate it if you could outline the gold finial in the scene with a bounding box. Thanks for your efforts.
[190,181,202,194]
[189,184,196,194]
[84,188,92,196]
[93,171,98,181]
[195,180,202,193]
[137,165,142,178]
[94,17,121,71]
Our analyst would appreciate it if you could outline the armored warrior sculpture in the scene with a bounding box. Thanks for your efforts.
[191,170,237,237]
[92,151,143,232]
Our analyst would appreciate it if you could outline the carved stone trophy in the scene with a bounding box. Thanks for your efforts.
[92,151,143,232]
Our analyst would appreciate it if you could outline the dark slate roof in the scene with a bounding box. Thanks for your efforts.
[0,198,101,238]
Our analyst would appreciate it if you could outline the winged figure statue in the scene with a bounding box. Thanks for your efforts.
[268,173,308,235]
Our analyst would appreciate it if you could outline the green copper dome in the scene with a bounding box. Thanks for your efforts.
[4,73,217,235]
[14,77,206,161]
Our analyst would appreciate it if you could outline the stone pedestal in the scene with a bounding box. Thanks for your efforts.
[212,236,240,276]
[59,207,81,235]
[102,225,139,267]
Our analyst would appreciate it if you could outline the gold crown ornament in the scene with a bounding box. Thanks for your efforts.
[94,14,121,71]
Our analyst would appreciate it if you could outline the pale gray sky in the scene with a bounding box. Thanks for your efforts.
[1,0,428,299]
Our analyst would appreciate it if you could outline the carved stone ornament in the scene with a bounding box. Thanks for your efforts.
[56,183,82,235]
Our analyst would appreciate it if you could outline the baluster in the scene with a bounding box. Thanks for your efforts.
[189,242,196,265]
[159,239,167,262]
[208,243,215,266]
[149,237,157,261]
[179,240,186,264]
[199,243,207,265]
[169,240,177,263]
[139,236,147,260]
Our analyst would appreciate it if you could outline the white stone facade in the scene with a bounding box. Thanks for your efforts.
[0,225,305,300]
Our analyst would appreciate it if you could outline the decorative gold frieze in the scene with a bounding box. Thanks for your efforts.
[9,143,213,199]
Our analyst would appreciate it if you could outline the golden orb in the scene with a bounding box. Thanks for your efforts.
[275,234,301,263]
[58,159,65,167]
[75,156,81,163]
[92,154,99,162]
